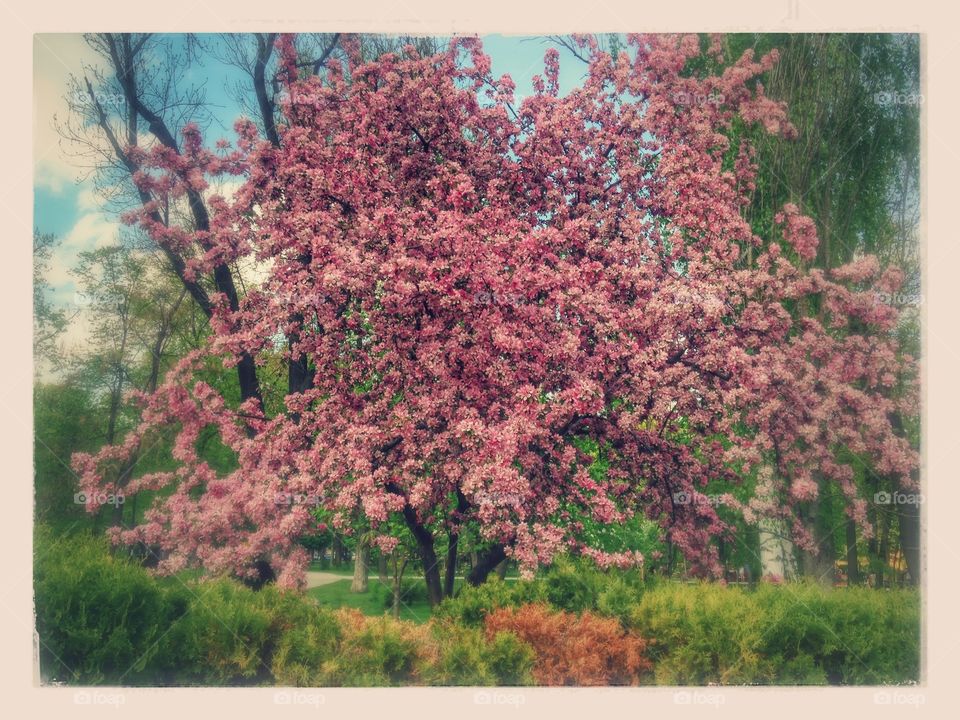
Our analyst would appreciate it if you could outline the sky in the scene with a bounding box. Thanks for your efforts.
[32,33,591,364]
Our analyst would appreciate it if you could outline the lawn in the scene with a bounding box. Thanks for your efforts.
[307,578,436,623]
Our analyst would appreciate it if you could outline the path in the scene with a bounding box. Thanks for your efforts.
[305,571,349,589]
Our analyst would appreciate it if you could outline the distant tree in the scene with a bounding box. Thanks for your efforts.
[33,230,68,369]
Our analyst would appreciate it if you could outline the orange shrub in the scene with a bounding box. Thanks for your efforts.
[484,603,651,685]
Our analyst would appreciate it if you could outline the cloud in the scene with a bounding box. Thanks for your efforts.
[34,185,122,381]
[33,34,104,194]
[46,186,121,291]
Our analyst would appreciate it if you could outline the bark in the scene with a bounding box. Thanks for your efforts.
[845,518,860,585]
[799,480,835,585]
[898,493,921,586]
[378,553,388,585]
[392,580,402,620]
[878,508,891,588]
[401,505,443,607]
[252,33,279,147]
[443,490,470,597]
[443,531,459,598]
[332,536,343,568]
[350,537,369,593]
[889,412,921,587]
[867,475,879,561]
[287,344,314,395]
[496,559,508,580]
[100,34,262,405]
[391,554,409,620]
[758,517,798,580]
[467,544,507,586]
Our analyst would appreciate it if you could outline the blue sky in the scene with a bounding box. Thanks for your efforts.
[33,34,590,342]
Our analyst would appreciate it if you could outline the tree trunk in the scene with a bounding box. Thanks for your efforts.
[898,492,921,586]
[467,544,507,586]
[391,554,408,620]
[496,559,508,580]
[878,506,891,588]
[401,505,443,606]
[758,516,797,580]
[332,536,343,568]
[800,486,835,585]
[867,473,879,584]
[889,411,921,586]
[845,518,860,585]
[378,553,388,585]
[444,531,459,598]
[392,582,402,620]
[350,537,369,593]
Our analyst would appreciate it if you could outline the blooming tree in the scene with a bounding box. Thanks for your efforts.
[75,34,919,602]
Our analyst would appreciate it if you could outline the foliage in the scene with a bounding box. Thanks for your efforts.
[34,527,181,684]
[436,557,645,625]
[34,530,918,686]
[485,603,652,685]
[427,625,535,685]
[33,230,68,368]
[33,384,102,530]
[630,579,920,685]
[319,609,434,686]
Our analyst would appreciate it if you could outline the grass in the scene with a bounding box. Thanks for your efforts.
[307,579,435,623]
[304,561,522,623]
[308,559,522,579]
[307,562,356,575]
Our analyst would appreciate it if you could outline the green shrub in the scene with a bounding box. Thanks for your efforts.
[630,580,920,685]
[596,574,641,627]
[485,630,537,685]
[426,625,535,686]
[34,526,919,688]
[629,581,769,684]
[435,576,545,626]
[267,594,341,686]
[381,578,429,610]
[170,579,343,686]
[753,582,920,685]
[542,558,599,612]
[170,578,276,684]
[321,610,430,686]
[34,528,181,684]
